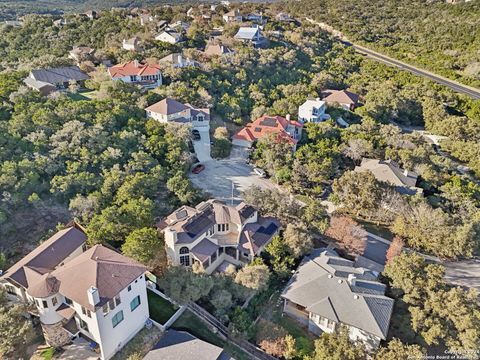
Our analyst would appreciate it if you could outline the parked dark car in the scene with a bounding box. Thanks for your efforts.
[192,129,201,141]
[191,164,205,174]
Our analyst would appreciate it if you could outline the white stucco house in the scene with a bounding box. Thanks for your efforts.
[223,9,243,23]
[108,60,162,89]
[298,98,330,123]
[145,98,210,129]
[0,223,149,360]
[122,37,141,51]
[155,30,183,44]
[159,53,200,68]
[281,248,394,350]
[158,200,280,274]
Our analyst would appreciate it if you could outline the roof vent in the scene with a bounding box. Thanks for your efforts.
[337,279,343,284]
[354,294,359,300]
[327,274,333,279]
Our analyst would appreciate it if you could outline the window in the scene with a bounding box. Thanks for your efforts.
[52,296,58,307]
[103,304,109,316]
[109,299,115,311]
[5,285,16,295]
[82,243,88,252]
[219,247,224,255]
[42,300,48,308]
[81,306,91,318]
[130,296,141,312]
[128,285,132,292]
[112,310,124,328]
[65,297,72,305]
[179,247,190,266]
[217,224,229,232]
[211,251,217,264]
[79,318,89,332]
[197,115,204,122]
[114,295,121,307]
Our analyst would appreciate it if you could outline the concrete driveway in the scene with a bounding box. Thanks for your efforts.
[192,128,212,162]
[189,147,277,204]
[59,338,99,360]
[443,259,480,291]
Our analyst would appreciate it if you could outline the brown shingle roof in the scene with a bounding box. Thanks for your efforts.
[51,245,146,311]
[322,89,359,105]
[1,224,87,289]
[145,98,189,115]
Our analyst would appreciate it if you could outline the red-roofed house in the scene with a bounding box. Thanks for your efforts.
[232,115,303,150]
[108,60,162,89]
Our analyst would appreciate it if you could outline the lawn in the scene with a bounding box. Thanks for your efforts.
[147,290,177,325]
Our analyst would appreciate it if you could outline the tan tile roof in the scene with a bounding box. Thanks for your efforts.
[51,245,146,311]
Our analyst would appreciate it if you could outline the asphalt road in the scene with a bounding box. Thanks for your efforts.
[305,18,480,100]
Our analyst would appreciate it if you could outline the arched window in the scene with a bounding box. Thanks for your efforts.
[179,247,190,266]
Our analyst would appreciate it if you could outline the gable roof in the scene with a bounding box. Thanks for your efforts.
[157,30,182,42]
[232,115,302,144]
[30,66,90,85]
[1,224,87,290]
[51,245,146,311]
[322,89,359,105]
[235,27,260,40]
[204,43,234,56]
[108,61,162,78]
[144,330,231,360]
[281,249,394,339]
[355,158,418,188]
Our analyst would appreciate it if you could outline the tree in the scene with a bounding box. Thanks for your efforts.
[306,327,366,360]
[158,266,214,305]
[325,217,367,256]
[385,236,404,264]
[234,264,270,291]
[283,335,297,360]
[374,338,425,360]
[283,223,314,258]
[0,291,35,358]
[331,171,386,220]
[265,235,295,278]
[121,228,167,272]
[210,289,233,315]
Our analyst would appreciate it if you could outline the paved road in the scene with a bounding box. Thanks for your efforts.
[305,18,480,100]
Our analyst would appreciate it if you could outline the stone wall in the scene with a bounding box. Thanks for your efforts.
[42,321,71,347]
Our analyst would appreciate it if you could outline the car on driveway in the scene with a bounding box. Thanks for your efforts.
[192,129,201,141]
[191,164,205,174]
[253,167,266,177]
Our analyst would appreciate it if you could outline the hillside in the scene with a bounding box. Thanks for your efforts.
[285,0,480,87]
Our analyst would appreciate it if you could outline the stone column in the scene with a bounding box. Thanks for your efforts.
[41,321,71,347]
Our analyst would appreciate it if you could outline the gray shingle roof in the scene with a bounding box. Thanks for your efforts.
[143,330,231,360]
[191,238,219,262]
[30,66,90,85]
[281,249,394,339]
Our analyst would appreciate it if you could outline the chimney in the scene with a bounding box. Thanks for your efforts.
[133,59,139,68]
[404,169,409,176]
[286,114,291,121]
[347,274,357,286]
[87,286,100,306]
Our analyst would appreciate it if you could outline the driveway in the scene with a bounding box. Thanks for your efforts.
[59,338,99,360]
[442,259,480,292]
[192,128,211,162]
[189,147,277,204]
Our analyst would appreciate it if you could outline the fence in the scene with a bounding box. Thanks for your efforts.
[187,302,278,360]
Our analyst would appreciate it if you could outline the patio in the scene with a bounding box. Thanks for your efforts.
[58,337,99,360]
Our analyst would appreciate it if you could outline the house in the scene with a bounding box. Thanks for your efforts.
[159,53,200,68]
[204,42,234,57]
[168,21,191,31]
[223,9,242,23]
[321,89,360,111]
[354,158,422,195]
[24,66,90,95]
[108,60,162,89]
[234,26,265,47]
[139,14,156,26]
[68,46,95,64]
[145,98,209,129]
[123,37,141,51]
[53,18,68,27]
[246,13,265,24]
[276,13,294,22]
[83,10,98,20]
[298,98,330,123]
[232,115,303,150]
[155,30,183,44]
[0,223,149,360]
[143,330,232,360]
[281,248,394,350]
[4,20,23,27]
[158,199,280,274]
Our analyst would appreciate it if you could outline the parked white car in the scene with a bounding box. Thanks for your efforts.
[253,167,266,177]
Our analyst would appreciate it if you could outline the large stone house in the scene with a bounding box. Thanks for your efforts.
[282,248,394,350]
[108,60,162,89]
[158,200,280,274]
[145,97,210,129]
[232,115,303,150]
[0,223,149,360]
